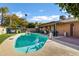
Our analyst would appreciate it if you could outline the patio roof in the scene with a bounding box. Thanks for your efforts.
[39,18,79,27]
[39,21,59,27]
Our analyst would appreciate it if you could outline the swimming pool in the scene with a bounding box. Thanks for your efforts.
[14,33,48,53]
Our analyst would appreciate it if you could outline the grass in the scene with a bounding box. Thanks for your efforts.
[0,34,14,44]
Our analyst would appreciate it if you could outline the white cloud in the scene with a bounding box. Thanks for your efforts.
[32,16,48,20]
[39,10,45,12]
[12,11,25,18]
[30,15,59,23]
[12,11,31,18]
[61,10,67,13]
[48,15,59,21]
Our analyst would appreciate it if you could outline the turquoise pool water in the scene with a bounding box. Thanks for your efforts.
[15,33,48,53]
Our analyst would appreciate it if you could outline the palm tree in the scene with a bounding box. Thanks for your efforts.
[0,7,9,26]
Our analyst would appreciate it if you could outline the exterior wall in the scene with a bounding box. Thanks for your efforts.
[0,26,6,34]
[27,28,36,32]
[56,23,70,36]
[56,22,79,37]
[40,21,79,38]
[40,25,52,31]
[50,25,54,31]
[47,25,52,31]
[73,22,79,37]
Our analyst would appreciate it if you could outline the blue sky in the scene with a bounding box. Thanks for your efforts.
[0,3,69,23]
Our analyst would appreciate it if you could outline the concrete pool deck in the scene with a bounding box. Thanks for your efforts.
[0,34,79,56]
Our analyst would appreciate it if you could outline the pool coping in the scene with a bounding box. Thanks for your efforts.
[13,33,48,53]
[1,33,79,56]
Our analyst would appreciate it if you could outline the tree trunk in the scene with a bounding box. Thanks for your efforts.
[1,12,4,26]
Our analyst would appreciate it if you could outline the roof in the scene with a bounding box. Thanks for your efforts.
[39,18,79,27]
[60,18,78,23]
[39,21,59,27]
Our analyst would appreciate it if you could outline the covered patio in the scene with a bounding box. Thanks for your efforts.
[53,36,79,50]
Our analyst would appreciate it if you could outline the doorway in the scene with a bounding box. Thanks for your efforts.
[70,23,74,36]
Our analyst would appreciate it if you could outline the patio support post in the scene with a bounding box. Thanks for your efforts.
[54,23,56,36]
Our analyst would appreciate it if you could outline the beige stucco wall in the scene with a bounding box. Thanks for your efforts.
[0,26,6,34]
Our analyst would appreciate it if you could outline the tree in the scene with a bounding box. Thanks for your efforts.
[10,14,28,29]
[3,14,28,29]
[3,15,11,26]
[0,7,9,25]
[27,23,36,28]
[19,18,28,28]
[57,3,79,18]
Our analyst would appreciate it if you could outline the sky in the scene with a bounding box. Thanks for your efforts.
[0,3,69,23]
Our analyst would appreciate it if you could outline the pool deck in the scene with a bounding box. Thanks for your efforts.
[0,34,79,56]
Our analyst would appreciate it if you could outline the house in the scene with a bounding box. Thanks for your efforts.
[39,18,79,38]
[0,26,6,34]
[0,16,7,34]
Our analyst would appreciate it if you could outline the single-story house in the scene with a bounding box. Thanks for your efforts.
[0,26,6,34]
[39,18,79,38]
